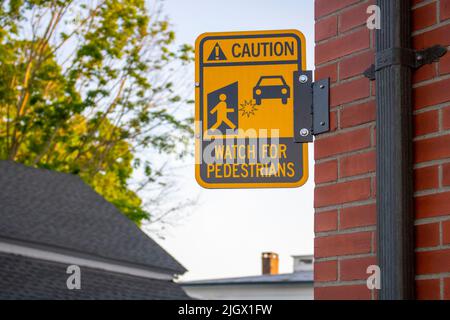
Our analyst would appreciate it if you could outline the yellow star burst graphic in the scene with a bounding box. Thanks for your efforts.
[239,100,258,118]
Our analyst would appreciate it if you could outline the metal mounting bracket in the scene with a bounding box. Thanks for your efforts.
[364,45,448,80]
[293,70,330,143]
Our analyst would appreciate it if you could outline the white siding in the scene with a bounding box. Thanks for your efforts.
[182,283,313,300]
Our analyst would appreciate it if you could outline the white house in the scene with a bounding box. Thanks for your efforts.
[180,253,313,300]
[0,161,189,300]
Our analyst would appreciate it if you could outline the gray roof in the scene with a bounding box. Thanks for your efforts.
[0,252,190,300]
[181,271,313,286]
[0,161,186,275]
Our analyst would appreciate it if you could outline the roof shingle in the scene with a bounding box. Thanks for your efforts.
[0,161,186,274]
[0,252,189,300]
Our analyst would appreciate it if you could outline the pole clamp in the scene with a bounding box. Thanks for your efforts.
[364,45,448,81]
[293,71,330,143]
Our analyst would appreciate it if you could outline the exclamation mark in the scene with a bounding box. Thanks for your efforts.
[215,45,219,60]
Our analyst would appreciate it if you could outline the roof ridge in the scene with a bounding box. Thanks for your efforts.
[0,160,187,274]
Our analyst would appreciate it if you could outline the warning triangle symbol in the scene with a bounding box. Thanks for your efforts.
[207,43,227,61]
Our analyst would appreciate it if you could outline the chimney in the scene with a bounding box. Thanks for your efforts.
[261,252,279,275]
[292,255,314,272]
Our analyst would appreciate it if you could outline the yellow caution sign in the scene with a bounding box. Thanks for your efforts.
[195,30,308,189]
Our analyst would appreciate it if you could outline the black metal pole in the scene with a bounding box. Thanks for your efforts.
[376,0,415,300]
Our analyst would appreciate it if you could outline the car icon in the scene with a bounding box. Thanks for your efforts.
[253,75,290,105]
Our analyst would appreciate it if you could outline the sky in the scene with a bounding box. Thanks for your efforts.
[154,0,316,281]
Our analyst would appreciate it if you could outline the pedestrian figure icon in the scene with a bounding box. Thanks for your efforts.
[207,82,238,134]
[210,94,236,130]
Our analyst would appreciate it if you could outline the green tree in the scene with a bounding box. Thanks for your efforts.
[0,0,194,224]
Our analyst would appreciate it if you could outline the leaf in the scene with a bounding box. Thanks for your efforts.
[0,0,194,226]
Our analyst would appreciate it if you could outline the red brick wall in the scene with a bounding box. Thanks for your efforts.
[412,0,450,301]
[314,0,450,300]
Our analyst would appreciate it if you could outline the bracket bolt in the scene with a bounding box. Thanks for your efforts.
[299,75,308,83]
[195,82,200,87]
[299,128,309,137]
